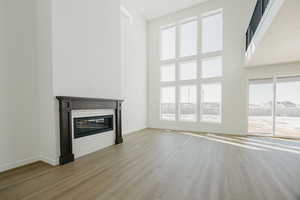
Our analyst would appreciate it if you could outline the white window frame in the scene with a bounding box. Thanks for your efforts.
[247,78,275,136]
[199,9,223,124]
[159,9,223,123]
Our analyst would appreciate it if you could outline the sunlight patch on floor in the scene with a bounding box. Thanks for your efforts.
[180,132,267,151]
[208,134,300,155]
[234,137,300,150]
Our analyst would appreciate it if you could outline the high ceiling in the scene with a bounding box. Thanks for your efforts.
[122,0,209,20]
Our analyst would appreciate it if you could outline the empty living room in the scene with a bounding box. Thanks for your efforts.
[1,0,300,199]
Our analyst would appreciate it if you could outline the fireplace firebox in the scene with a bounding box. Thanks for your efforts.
[74,115,113,139]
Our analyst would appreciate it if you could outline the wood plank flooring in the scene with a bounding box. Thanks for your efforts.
[1,129,300,200]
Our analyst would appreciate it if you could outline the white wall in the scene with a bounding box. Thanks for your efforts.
[0,0,40,172]
[0,3,6,163]
[147,0,300,135]
[52,0,122,99]
[121,6,147,134]
[0,0,146,171]
[36,0,122,165]
[247,61,300,80]
[245,0,300,67]
[36,0,58,165]
[38,0,148,164]
[0,0,147,171]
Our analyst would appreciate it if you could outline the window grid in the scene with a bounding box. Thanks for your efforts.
[179,85,197,122]
[159,10,223,123]
[201,83,222,123]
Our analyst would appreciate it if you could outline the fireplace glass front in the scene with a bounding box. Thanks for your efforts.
[74,115,113,138]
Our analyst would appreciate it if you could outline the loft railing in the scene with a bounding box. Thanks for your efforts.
[246,0,270,51]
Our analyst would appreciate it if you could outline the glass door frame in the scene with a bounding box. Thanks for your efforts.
[247,77,275,136]
[247,75,300,138]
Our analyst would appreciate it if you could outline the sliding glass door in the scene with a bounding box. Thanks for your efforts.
[275,77,300,137]
[248,79,274,135]
[248,76,300,138]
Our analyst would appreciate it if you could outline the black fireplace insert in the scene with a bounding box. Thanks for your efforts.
[74,115,113,139]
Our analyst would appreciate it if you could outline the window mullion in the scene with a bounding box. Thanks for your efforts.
[175,24,180,121]
[199,51,223,59]
[272,77,277,136]
[197,17,202,123]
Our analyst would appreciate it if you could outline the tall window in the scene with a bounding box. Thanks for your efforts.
[159,10,223,123]
[201,83,222,123]
[201,56,223,78]
[180,85,197,121]
[202,11,223,53]
[161,87,176,120]
[161,64,175,82]
[160,26,176,61]
[179,61,197,81]
[180,20,197,57]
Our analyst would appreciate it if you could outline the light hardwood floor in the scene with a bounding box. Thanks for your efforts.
[1,129,300,200]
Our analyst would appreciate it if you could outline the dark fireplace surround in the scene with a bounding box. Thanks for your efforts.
[56,96,124,165]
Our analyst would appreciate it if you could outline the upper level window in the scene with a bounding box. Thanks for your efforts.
[179,20,198,57]
[201,56,223,78]
[160,87,176,120]
[179,60,197,81]
[201,83,222,123]
[160,26,176,60]
[202,11,223,53]
[179,85,197,122]
[161,64,175,82]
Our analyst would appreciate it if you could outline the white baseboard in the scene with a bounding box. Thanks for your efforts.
[123,126,147,135]
[0,157,40,173]
[39,155,59,166]
[0,155,59,173]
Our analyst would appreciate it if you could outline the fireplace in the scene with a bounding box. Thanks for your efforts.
[74,115,113,138]
[56,96,124,165]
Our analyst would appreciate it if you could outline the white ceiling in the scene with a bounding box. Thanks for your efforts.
[122,0,209,20]
[246,0,300,67]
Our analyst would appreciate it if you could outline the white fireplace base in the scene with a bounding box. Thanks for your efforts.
[71,109,115,159]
